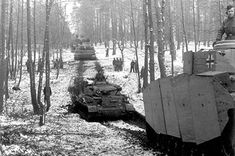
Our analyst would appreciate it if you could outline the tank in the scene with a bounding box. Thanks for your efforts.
[71,37,96,60]
[143,40,235,155]
[68,76,135,121]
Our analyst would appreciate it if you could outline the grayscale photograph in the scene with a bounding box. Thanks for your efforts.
[0,0,235,155]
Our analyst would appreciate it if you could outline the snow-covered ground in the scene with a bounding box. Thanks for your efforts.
[0,42,213,155]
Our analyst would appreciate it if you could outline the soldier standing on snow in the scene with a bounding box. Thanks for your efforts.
[130,60,135,73]
[113,58,116,71]
[106,48,109,57]
[140,66,144,78]
[134,60,138,73]
[43,86,52,112]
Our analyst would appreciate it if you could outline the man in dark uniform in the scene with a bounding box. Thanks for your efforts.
[26,60,30,73]
[214,5,235,45]
[130,60,135,73]
[140,66,144,78]
[95,70,106,82]
[43,86,52,112]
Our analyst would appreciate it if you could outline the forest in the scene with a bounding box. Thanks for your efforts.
[0,0,235,155]
[71,0,235,90]
[0,0,234,123]
[0,0,71,117]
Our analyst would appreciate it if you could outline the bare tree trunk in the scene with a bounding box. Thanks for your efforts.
[27,0,40,114]
[197,0,200,48]
[99,8,102,44]
[9,0,14,80]
[14,0,20,79]
[130,0,141,93]
[154,0,167,78]
[6,0,14,100]
[44,0,54,112]
[16,0,24,89]
[111,0,117,55]
[192,0,197,52]
[168,0,176,76]
[38,46,45,125]
[180,0,188,52]
[143,0,148,89]
[148,0,155,81]
[0,0,6,114]
[33,0,37,76]
[117,6,125,62]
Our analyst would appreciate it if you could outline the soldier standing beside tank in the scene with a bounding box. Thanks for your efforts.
[214,5,235,46]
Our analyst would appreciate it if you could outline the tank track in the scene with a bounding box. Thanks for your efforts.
[146,122,234,156]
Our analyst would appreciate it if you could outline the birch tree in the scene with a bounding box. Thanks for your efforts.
[44,0,54,112]
[27,0,40,114]
[148,0,155,81]
[154,0,167,78]
[143,0,149,89]
[130,0,141,92]
[180,0,188,52]
[15,0,24,90]
[0,0,6,114]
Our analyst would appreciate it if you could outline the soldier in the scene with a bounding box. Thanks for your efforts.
[140,66,144,78]
[134,60,138,73]
[214,5,235,46]
[43,86,52,112]
[106,48,109,57]
[114,58,118,71]
[117,58,120,71]
[26,59,30,73]
[95,70,106,82]
[130,60,135,73]
[59,58,63,69]
[113,58,116,71]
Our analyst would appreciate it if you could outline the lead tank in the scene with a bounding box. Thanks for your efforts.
[68,76,135,121]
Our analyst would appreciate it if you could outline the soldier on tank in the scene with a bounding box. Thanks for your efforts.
[95,70,106,82]
[214,5,235,46]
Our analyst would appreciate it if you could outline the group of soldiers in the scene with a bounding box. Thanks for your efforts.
[113,58,123,71]
[53,58,63,69]
[26,58,63,74]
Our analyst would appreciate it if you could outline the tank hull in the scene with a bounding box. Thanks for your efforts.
[74,49,96,60]
[143,73,235,155]
[68,78,135,121]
